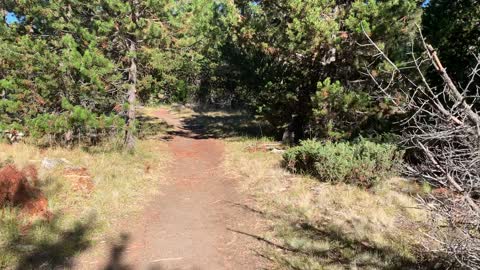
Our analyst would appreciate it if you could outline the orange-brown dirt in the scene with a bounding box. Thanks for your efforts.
[0,164,51,218]
[63,167,95,195]
[75,108,265,270]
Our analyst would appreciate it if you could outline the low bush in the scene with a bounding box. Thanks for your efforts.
[24,99,125,146]
[283,139,403,187]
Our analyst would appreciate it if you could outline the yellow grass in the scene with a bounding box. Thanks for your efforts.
[0,115,170,268]
[224,139,430,269]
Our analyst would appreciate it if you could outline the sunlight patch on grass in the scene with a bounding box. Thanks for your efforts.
[0,137,169,268]
[224,139,430,269]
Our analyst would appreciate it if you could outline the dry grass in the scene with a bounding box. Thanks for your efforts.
[180,109,270,140]
[0,114,170,269]
[0,106,434,269]
[224,139,432,269]
[142,104,196,119]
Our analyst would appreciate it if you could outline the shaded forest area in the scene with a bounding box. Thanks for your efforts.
[1,1,477,145]
[1,0,480,269]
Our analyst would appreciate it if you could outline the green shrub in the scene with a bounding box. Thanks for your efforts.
[283,139,403,187]
[25,100,125,146]
[0,97,125,146]
[26,112,125,146]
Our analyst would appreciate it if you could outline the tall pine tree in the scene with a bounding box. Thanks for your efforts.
[220,0,422,140]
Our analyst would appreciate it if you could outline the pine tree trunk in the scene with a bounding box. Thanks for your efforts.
[125,40,137,151]
[124,0,139,151]
[1,9,6,23]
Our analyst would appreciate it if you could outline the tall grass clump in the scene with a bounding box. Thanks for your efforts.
[283,139,403,187]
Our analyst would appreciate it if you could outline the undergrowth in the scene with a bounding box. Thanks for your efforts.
[283,139,403,187]
[0,109,170,269]
[225,139,432,269]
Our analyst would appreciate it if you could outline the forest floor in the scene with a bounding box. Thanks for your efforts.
[74,107,267,270]
[1,106,431,269]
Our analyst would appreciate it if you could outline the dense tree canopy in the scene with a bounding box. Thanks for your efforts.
[0,0,235,146]
[423,0,480,86]
[211,0,422,141]
[2,0,477,146]
[1,1,122,143]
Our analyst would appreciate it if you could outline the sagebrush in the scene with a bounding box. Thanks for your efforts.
[283,139,403,187]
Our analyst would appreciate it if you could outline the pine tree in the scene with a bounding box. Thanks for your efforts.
[91,0,178,150]
[223,0,422,140]
[423,0,480,86]
[0,0,180,148]
[124,0,140,151]
[1,0,426,146]
[1,1,125,144]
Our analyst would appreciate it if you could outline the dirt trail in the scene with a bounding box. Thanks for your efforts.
[79,108,263,270]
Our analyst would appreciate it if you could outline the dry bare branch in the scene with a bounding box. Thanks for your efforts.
[363,26,480,269]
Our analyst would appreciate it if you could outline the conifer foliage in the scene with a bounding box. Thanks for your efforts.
[1,0,239,148]
[1,1,126,145]
[3,0,474,149]
[423,0,480,86]
[222,0,422,141]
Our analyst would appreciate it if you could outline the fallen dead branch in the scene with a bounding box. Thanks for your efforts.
[363,24,480,268]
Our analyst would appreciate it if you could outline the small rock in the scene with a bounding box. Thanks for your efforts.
[171,104,186,112]
[271,148,286,154]
[41,157,71,170]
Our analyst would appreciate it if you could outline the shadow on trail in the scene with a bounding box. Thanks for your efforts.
[176,112,272,140]
[102,233,203,270]
[4,213,198,270]
[104,233,131,270]
[137,114,174,140]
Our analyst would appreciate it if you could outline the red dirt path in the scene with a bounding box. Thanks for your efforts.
[76,108,264,270]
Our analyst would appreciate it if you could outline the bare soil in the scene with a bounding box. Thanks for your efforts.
[0,164,50,219]
[76,108,264,270]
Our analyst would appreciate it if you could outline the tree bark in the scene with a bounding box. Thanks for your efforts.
[1,8,6,24]
[125,0,139,151]
[125,40,137,151]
